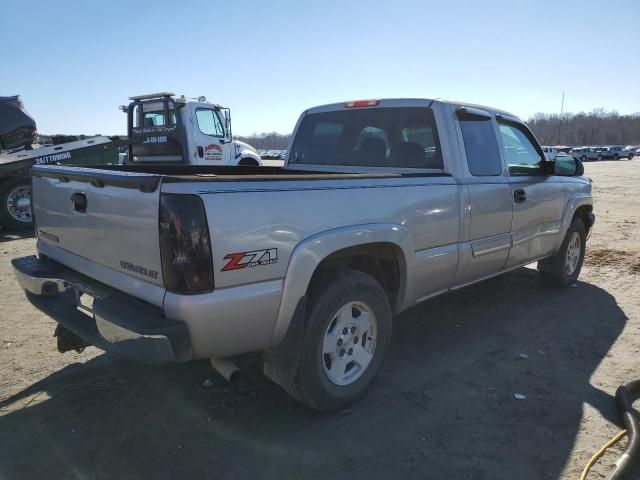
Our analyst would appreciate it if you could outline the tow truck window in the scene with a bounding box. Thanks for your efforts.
[196,109,225,137]
[133,103,176,128]
[289,107,443,169]
[144,112,165,127]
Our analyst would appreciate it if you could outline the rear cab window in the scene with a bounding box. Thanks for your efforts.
[288,107,443,170]
[133,101,177,128]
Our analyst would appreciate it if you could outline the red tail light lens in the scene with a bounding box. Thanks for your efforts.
[159,194,214,293]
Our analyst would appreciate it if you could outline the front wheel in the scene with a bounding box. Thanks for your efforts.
[538,218,586,286]
[614,154,620,160]
[277,270,392,411]
[0,177,33,230]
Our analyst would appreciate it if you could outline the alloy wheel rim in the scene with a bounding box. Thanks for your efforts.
[565,232,581,275]
[6,186,32,223]
[322,301,377,386]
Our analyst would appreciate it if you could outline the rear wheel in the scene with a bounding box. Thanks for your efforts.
[0,177,33,230]
[274,270,392,411]
[538,217,586,286]
[614,154,620,160]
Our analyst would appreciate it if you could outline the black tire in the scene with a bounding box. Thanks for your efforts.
[0,177,33,231]
[580,155,587,162]
[598,155,603,161]
[538,217,586,287]
[614,154,619,161]
[277,270,392,412]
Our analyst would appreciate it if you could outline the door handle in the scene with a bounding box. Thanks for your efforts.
[197,146,204,158]
[513,188,526,203]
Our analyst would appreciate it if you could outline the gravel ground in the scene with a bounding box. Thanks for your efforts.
[0,160,639,479]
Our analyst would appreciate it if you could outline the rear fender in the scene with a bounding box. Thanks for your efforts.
[270,223,413,345]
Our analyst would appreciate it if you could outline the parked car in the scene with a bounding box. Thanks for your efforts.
[570,147,601,162]
[625,146,639,158]
[591,147,609,160]
[541,146,559,160]
[0,95,36,154]
[602,145,634,160]
[13,98,594,411]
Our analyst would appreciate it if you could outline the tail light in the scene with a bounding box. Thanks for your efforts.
[159,194,214,293]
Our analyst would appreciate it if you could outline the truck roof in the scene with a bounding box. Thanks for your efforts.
[304,98,519,120]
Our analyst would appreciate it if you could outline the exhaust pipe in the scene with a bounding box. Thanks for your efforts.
[210,357,240,384]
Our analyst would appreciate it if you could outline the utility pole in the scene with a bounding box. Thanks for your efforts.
[556,91,565,146]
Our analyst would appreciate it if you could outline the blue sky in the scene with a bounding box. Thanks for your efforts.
[2,0,639,135]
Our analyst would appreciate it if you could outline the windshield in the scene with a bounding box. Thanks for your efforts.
[289,107,443,169]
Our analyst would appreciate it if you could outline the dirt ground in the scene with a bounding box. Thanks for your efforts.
[1,160,639,480]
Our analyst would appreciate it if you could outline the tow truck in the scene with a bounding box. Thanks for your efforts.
[0,93,266,229]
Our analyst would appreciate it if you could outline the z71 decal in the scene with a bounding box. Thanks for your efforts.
[222,248,278,271]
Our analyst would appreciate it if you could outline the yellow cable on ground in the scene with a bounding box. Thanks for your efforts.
[580,429,627,480]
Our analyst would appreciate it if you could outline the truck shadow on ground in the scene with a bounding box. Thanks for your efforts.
[0,228,33,243]
[0,267,631,480]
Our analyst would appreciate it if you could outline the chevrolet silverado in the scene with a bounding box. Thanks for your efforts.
[12,98,594,411]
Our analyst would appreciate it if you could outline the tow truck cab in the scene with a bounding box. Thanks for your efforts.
[122,92,262,166]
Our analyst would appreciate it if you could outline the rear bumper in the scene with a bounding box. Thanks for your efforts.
[12,255,191,364]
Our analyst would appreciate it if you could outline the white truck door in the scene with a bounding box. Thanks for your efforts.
[188,103,232,165]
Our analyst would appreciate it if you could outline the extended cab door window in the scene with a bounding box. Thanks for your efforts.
[195,108,225,138]
[498,121,545,175]
[459,118,503,176]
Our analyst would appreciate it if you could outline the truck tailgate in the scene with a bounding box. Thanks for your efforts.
[32,166,164,290]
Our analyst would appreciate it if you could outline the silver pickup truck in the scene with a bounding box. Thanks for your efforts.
[13,98,595,411]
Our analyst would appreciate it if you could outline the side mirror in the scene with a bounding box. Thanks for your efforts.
[553,155,584,176]
[223,108,232,139]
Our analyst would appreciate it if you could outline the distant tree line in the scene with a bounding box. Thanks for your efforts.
[236,132,290,150]
[527,109,640,146]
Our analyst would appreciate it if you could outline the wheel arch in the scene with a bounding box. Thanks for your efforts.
[270,224,413,346]
[557,194,593,250]
[574,204,594,235]
[237,156,260,167]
